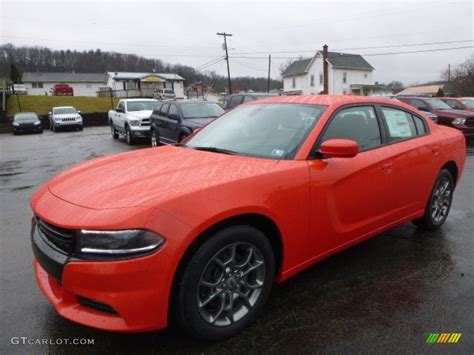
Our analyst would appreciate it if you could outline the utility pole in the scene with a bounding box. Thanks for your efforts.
[267,54,271,93]
[448,64,451,82]
[217,32,232,94]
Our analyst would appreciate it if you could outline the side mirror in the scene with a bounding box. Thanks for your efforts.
[116,108,123,113]
[320,139,359,158]
[418,107,429,112]
[77,110,81,114]
[169,113,179,120]
[48,112,52,115]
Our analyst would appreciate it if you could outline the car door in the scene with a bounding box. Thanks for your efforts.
[156,103,171,142]
[378,105,439,219]
[165,104,181,142]
[307,105,396,255]
[116,101,126,130]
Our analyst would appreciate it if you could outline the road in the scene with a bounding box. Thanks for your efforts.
[1,127,473,353]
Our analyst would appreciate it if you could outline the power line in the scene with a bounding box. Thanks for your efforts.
[195,54,226,70]
[198,58,225,71]
[231,40,473,55]
[229,46,474,60]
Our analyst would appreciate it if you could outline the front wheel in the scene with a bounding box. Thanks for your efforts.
[125,126,135,145]
[151,129,160,147]
[111,123,119,139]
[412,169,454,230]
[174,225,275,340]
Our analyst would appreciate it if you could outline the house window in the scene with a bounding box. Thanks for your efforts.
[364,73,368,79]
[32,83,37,88]
[86,84,91,88]
[343,72,347,84]
[38,82,43,88]
[310,74,315,87]
[319,73,323,84]
[343,90,347,94]
[292,77,296,88]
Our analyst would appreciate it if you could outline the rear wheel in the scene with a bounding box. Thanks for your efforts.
[174,225,275,340]
[111,123,119,139]
[412,169,454,230]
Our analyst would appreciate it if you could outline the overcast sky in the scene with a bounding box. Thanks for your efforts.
[1,0,473,85]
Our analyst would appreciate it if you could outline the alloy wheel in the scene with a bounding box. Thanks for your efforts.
[197,242,265,326]
[431,177,452,223]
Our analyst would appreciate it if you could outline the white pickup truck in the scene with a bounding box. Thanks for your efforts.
[108,98,159,144]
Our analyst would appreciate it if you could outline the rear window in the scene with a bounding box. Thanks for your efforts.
[181,103,224,119]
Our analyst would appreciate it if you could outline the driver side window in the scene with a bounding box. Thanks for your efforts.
[320,106,382,151]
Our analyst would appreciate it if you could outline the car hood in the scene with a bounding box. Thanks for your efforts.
[48,146,279,209]
[183,117,215,128]
[433,109,474,118]
[128,111,153,119]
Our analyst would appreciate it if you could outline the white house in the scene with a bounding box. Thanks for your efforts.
[22,72,106,96]
[282,51,380,96]
[105,72,185,98]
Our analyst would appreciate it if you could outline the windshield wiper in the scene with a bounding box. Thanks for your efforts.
[191,146,238,155]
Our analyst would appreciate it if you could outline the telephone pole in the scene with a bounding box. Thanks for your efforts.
[217,32,232,94]
[267,54,271,93]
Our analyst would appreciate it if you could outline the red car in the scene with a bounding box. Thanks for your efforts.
[397,96,474,139]
[31,95,466,340]
[52,84,74,96]
[439,97,474,112]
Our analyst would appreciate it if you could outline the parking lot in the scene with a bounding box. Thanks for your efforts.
[0,126,473,353]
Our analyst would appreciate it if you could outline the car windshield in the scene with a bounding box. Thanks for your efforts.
[460,99,474,109]
[186,103,326,159]
[54,107,76,114]
[127,101,158,111]
[181,103,225,119]
[425,98,452,110]
[14,113,38,121]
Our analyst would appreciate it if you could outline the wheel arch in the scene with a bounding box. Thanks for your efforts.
[168,213,284,322]
[441,160,458,186]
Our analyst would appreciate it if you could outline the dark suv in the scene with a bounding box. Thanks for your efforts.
[223,93,278,111]
[150,101,224,146]
[398,96,474,139]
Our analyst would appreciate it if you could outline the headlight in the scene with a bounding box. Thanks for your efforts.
[452,118,466,125]
[12,122,19,126]
[77,115,82,121]
[129,120,140,126]
[76,229,164,259]
[34,121,41,125]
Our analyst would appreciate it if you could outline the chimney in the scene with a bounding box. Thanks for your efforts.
[323,44,329,94]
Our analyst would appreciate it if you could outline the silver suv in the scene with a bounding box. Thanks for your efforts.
[153,89,176,100]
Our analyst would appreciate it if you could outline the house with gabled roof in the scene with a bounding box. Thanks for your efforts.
[282,51,379,96]
[22,72,106,96]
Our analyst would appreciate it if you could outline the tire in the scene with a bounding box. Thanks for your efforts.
[412,169,454,230]
[125,125,135,145]
[151,129,160,147]
[39,129,43,134]
[111,123,119,139]
[174,225,275,340]
[51,124,56,132]
[78,126,83,131]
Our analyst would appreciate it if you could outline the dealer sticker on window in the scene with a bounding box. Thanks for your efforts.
[271,149,285,157]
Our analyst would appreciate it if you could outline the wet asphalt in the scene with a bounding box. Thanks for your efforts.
[0,127,473,354]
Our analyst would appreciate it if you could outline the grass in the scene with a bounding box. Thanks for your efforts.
[7,95,120,117]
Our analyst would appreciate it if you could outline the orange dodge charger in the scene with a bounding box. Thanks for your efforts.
[31,95,466,340]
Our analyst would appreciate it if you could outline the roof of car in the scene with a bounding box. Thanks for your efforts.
[250,94,405,107]
[120,98,158,102]
[53,106,76,109]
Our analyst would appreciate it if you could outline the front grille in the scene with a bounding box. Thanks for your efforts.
[37,218,75,254]
[140,118,150,126]
[61,117,76,122]
[465,118,474,127]
[78,296,118,315]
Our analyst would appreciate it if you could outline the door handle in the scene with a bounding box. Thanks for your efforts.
[382,163,393,174]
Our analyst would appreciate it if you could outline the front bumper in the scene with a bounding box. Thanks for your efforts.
[130,126,150,137]
[13,125,42,133]
[31,220,171,333]
[54,121,82,127]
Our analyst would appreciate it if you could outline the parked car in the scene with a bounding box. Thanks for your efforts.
[12,112,43,134]
[52,84,74,96]
[153,88,176,100]
[150,100,224,146]
[11,84,28,95]
[439,97,474,112]
[30,96,465,340]
[109,98,158,144]
[49,106,83,132]
[397,96,474,139]
[223,92,278,110]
